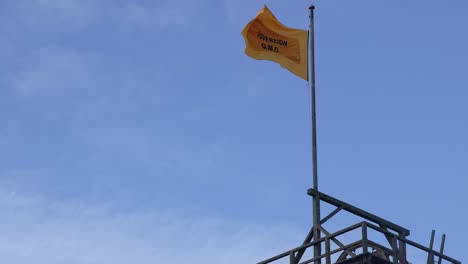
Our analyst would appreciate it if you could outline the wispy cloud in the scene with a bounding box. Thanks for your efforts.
[121,1,190,30]
[74,125,226,182]
[0,0,98,33]
[0,190,301,263]
[116,0,213,32]
[7,46,91,95]
[2,0,206,95]
[0,0,205,33]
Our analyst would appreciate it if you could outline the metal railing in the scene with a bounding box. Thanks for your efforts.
[257,221,461,264]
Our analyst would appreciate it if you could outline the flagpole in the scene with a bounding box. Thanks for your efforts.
[309,5,321,264]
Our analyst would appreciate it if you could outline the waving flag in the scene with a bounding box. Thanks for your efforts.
[242,5,309,80]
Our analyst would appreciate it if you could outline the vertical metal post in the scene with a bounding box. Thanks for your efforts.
[429,230,436,250]
[428,230,436,264]
[428,252,435,264]
[290,251,297,264]
[437,234,446,264]
[309,5,321,264]
[362,222,368,254]
[399,232,407,264]
[392,236,398,264]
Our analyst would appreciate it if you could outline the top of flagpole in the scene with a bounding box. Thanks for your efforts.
[309,5,315,10]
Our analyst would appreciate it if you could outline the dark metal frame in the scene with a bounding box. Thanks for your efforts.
[256,190,461,264]
[255,4,460,264]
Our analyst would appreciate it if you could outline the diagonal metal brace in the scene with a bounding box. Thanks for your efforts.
[294,226,314,263]
[319,225,356,258]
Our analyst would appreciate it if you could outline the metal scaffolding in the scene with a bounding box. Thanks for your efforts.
[256,190,461,264]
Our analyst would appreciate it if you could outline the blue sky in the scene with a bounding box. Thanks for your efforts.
[0,0,467,263]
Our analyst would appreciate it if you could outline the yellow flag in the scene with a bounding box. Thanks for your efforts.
[242,5,309,80]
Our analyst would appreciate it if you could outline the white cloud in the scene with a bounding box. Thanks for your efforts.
[0,190,302,264]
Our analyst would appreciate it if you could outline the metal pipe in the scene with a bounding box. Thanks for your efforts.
[309,5,321,264]
[437,234,446,264]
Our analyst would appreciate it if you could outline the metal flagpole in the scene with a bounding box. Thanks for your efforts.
[309,5,321,264]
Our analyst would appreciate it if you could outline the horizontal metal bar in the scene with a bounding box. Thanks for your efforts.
[298,252,326,264]
[257,222,364,264]
[402,237,459,263]
[327,240,362,259]
[365,222,461,264]
[301,239,404,264]
[319,226,356,257]
[308,189,410,235]
[259,219,461,264]
[257,249,291,264]
[299,240,362,264]
[322,221,364,241]
[366,222,401,238]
